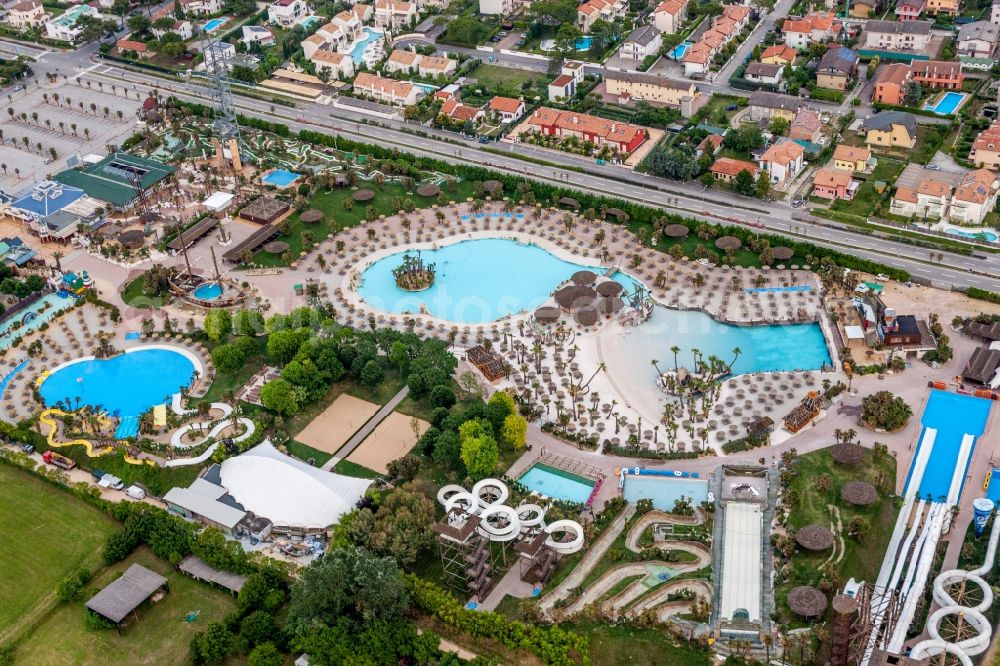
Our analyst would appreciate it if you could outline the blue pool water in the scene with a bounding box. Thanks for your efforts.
[298,15,320,28]
[349,27,385,64]
[0,359,29,398]
[519,463,595,503]
[0,293,75,351]
[944,227,999,243]
[624,476,709,512]
[575,36,593,50]
[193,283,223,300]
[358,238,643,323]
[262,169,300,188]
[671,42,692,59]
[40,348,197,420]
[612,304,831,380]
[904,390,993,501]
[923,91,966,115]
[202,17,226,32]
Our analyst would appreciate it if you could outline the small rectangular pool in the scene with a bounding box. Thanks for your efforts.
[202,17,227,32]
[923,91,967,115]
[261,169,300,188]
[623,476,709,512]
[519,463,595,504]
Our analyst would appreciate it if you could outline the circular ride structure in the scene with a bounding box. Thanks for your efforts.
[436,478,584,554]
[910,508,1000,666]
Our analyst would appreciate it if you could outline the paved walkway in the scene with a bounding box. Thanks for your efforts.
[321,385,410,470]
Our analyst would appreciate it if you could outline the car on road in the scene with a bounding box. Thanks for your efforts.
[479,137,490,144]
[725,104,738,111]
[19,443,34,454]
[632,95,643,102]
[875,273,889,281]
[926,164,940,170]
[520,33,527,38]
[790,199,805,208]
[12,84,23,92]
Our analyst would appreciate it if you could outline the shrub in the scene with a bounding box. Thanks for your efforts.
[861,391,912,431]
[55,568,92,602]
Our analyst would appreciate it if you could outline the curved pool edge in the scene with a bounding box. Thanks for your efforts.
[40,345,204,388]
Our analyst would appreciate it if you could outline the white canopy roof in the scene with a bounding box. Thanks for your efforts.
[202,191,235,211]
[844,325,865,340]
[220,441,371,527]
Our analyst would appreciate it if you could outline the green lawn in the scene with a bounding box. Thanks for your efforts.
[830,158,905,218]
[252,180,477,267]
[119,277,167,309]
[13,546,238,666]
[333,458,381,479]
[776,447,898,626]
[0,464,118,642]
[469,64,548,96]
[284,439,333,467]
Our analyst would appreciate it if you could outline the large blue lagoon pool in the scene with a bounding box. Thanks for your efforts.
[905,390,993,501]
[624,476,709,512]
[40,348,197,418]
[358,238,642,323]
[519,463,595,503]
[609,304,831,379]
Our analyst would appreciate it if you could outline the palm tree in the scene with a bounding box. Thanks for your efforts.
[52,251,64,272]
[13,167,20,179]
[670,345,681,373]
[729,346,741,372]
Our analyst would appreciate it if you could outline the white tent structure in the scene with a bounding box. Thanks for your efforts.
[220,441,371,527]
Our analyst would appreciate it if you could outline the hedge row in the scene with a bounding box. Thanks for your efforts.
[968,287,1000,304]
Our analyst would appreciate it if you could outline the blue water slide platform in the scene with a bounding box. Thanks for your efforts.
[115,415,140,439]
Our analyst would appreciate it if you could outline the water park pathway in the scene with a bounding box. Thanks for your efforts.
[320,385,410,471]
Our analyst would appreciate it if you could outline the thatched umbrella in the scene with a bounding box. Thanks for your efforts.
[571,270,597,286]
[795,524,835,551]
[832,594,859,616]
[554,285,596,311]
[773,246,795,261]
[534,306,561,324]
[417,183,440,197]
[715,236,742,251]
[604,207,627,221]
[264,240,289,254]
[558,196,581,209]
[842,481,878,506]
[334,174,351,187]
[575,307,598,327]
[300,209,323,224]
[596,280,624,297]
[664,224,689,239]
[352,189,375,202]
[787,586,828,618]
[831,443,866,465]
[118,229,144,249]
[596,296,625,316]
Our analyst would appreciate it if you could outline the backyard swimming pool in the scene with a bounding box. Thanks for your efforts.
[193,283,223,300]
[623,476,709,512]
[611,304,832,379]
[904,390,993,501]
[261,169,300,188]
[943,227,999,243]
[0,293,75,351]
[40,347,198,419]
[518,463,595,503]
[540,36,593,51]
[357,238,643,323]
[924,91,967,115]
[671,42,692,59]
[349,27,385,64]
[202,17,227,32]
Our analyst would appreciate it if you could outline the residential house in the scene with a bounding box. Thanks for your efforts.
[950,169,1000,225]
[925,0,958,15]
[242,26,276,47]
[652,0,686,34]
[419,55,456,78]
[911,60,963,89]
[153,19,192,40]
[872,62,911,105]
[760,44,797,66]
[833,144,875,173]
[622,24,662,61]
[747,91,802,122]
[681,42,714,76]
[489,96,525,123]
[179,0,222,16]
[479,0,523,15]
[862,111,917,149]
[993,0,1000,24]
[788,107,822,142]
[374,0,417,30]
[384,48,420,74]
[696,133,724,158]
[782,11,840,50]
[523,108,648,154]
[548,74,578,101]
[353,72,422,106]
[757,141,805,186]
[957,21,999,58]
[860,20,933,53]
[970,119,1000,169]
[5,0,48,30]
[744,62,784,86]
[116,38,151,58]
[812,167,858,199]
[311,48,355,80]
[816,46,859,90]
[352,4,373,22]
[604,72,706,116]
[895,0,925,20]
[577,0,626,33]
[267,0,310,27]
[849,0,877,17]
[441,99,484,125]
[710,157,759,182]
[681,5,749,75]
[45,4,99,41]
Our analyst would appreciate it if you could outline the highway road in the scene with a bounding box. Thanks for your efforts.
[18,40,1000,292]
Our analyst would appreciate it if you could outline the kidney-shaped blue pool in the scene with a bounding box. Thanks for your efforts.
[358,237,642,323]
[40,348,198,418]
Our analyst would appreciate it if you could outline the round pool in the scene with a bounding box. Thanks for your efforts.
[193,282,224,300]
[40,348,198,417]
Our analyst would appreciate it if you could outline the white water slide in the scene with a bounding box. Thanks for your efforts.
[860,427,981,665]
